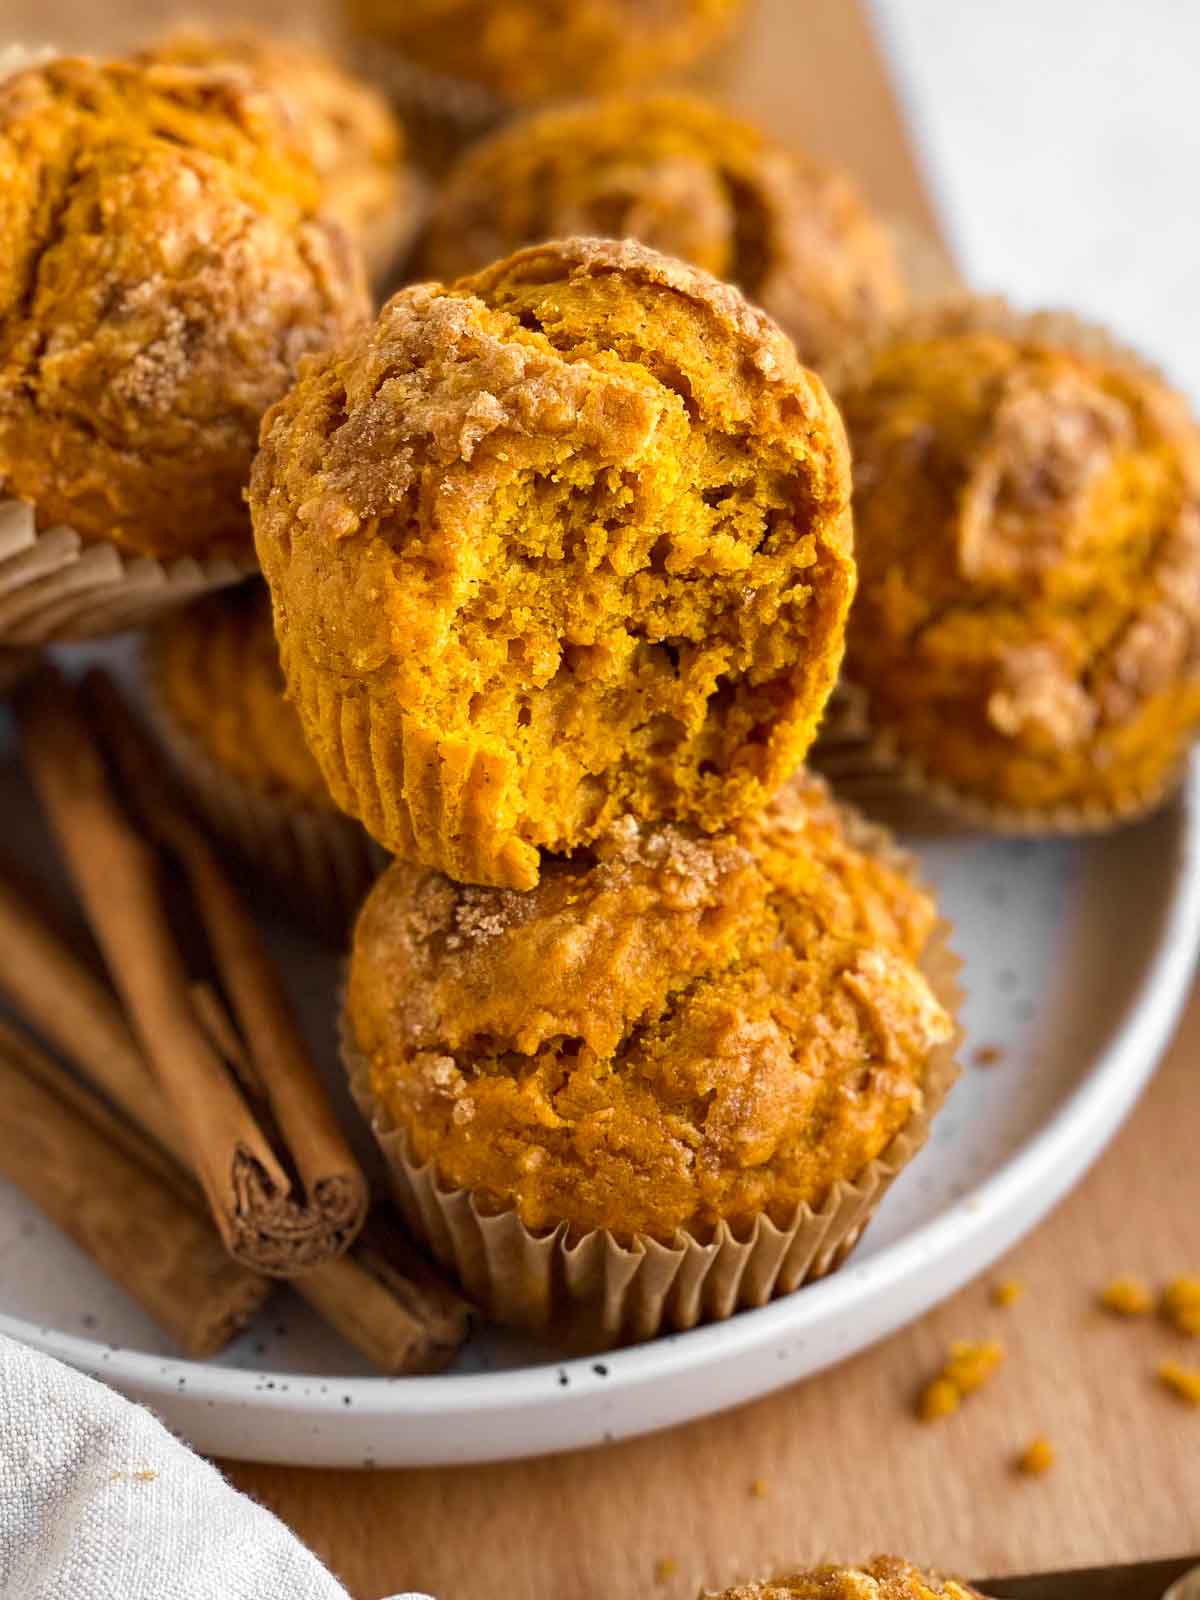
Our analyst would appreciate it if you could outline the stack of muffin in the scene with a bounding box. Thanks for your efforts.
[3,0,1199,1351]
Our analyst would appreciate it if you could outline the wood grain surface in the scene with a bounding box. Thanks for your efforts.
[6,0,1199,1594]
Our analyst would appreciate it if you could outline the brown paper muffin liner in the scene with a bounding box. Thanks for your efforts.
[0,498,253,647]
[815,298,1193,834]
[342,824,963,1351]
[812,678,1188,837]
[143,636,383,941]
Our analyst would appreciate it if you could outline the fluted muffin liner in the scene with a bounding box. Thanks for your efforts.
[816,299,1195,835]
[0,498,253,647]
[143,633,383,941]
[342,815,963,1352]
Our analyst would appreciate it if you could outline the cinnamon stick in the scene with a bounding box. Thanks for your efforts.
[303,1216,473,1375]
[84,669,369,1268]
[0,851,471,1373]
[0,1015,269,1358]
[0,874,187,1166]
[14,667,367,1276]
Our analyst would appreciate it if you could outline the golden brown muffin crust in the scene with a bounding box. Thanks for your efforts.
[423,94,908,368]
[132,30,412,275]
[0,56,368,557]
[349,771,952,1242]
[709,1557,986,1600]
[341,0,744,106]
[837,300,1200,816]
[153,584,331,805]
[251,236,854,888]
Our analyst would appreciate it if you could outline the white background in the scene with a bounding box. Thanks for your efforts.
[873,0,1200,402]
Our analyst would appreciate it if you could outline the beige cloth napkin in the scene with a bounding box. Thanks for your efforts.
[0,1333,430,1600]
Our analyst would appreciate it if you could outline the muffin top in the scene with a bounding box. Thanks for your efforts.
[251,236,854,889]
[837,300,1200,816]
[153,584,330,805]
[709,1558,985,1600]
[132,29,411,274]
[341,0,744,107]
[0,56,368,557]
[348,770,953,1243]
[424,94,907,368]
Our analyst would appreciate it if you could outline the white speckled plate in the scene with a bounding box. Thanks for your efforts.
[1,691,1198,1467]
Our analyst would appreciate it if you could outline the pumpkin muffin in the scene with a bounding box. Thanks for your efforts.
[829,299,1200,828]
[423,94,908,369]
[0,55,368,563]
[132,29,418,286]
[341,0,745,111]
[148,584,378,937]
[345,771,959,1340]
[251,237,855,890]
[706,1558,987,1600]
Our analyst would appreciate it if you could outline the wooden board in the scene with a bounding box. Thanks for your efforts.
[8,0,1200,1594]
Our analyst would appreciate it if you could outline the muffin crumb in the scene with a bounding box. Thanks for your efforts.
[1162,1277,1200,1336]
[1016,1436,1055,1476]
[750,1478,770,1500]
[1100,1277,1154,1317]
[973,1045,1004,1067]
[990,1279,1024,1308]
[1157,1360,1200,1405]
[917,1340,1005,1421]
[655,1557,679,1584]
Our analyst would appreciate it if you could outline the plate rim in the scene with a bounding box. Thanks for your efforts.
[3,759,1199,1454]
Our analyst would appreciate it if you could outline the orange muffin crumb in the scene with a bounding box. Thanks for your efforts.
[707,1556,986,1600]
[348,771,954,1243]
[1162,1278,1200,1336]
[422,95,907,369]
[836,300,1200,822]
[917,1341,1005,1421]
[1157,1360,1200,1405]
[1016,1437,1055,1476]
[1100,1277,1154,1317]
[341,0,745,107]
[0,56,367,557]
[990,1279,1024,1308]
[656,1558,680,1584]
[252,237,854,889]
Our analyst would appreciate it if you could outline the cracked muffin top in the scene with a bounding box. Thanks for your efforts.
[0,55,369,557]
[423,94,908,369]
[340,0,745,107]
[132,29,413,280]
[347,770,953,1243]
[250,237,854,889]
[152,583,330,805]
[707,1558,986,1600]
[836,300,1200,819]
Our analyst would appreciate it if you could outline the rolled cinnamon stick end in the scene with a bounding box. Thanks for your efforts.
[0,1020,269,1359]
[301,1218,473,1375]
